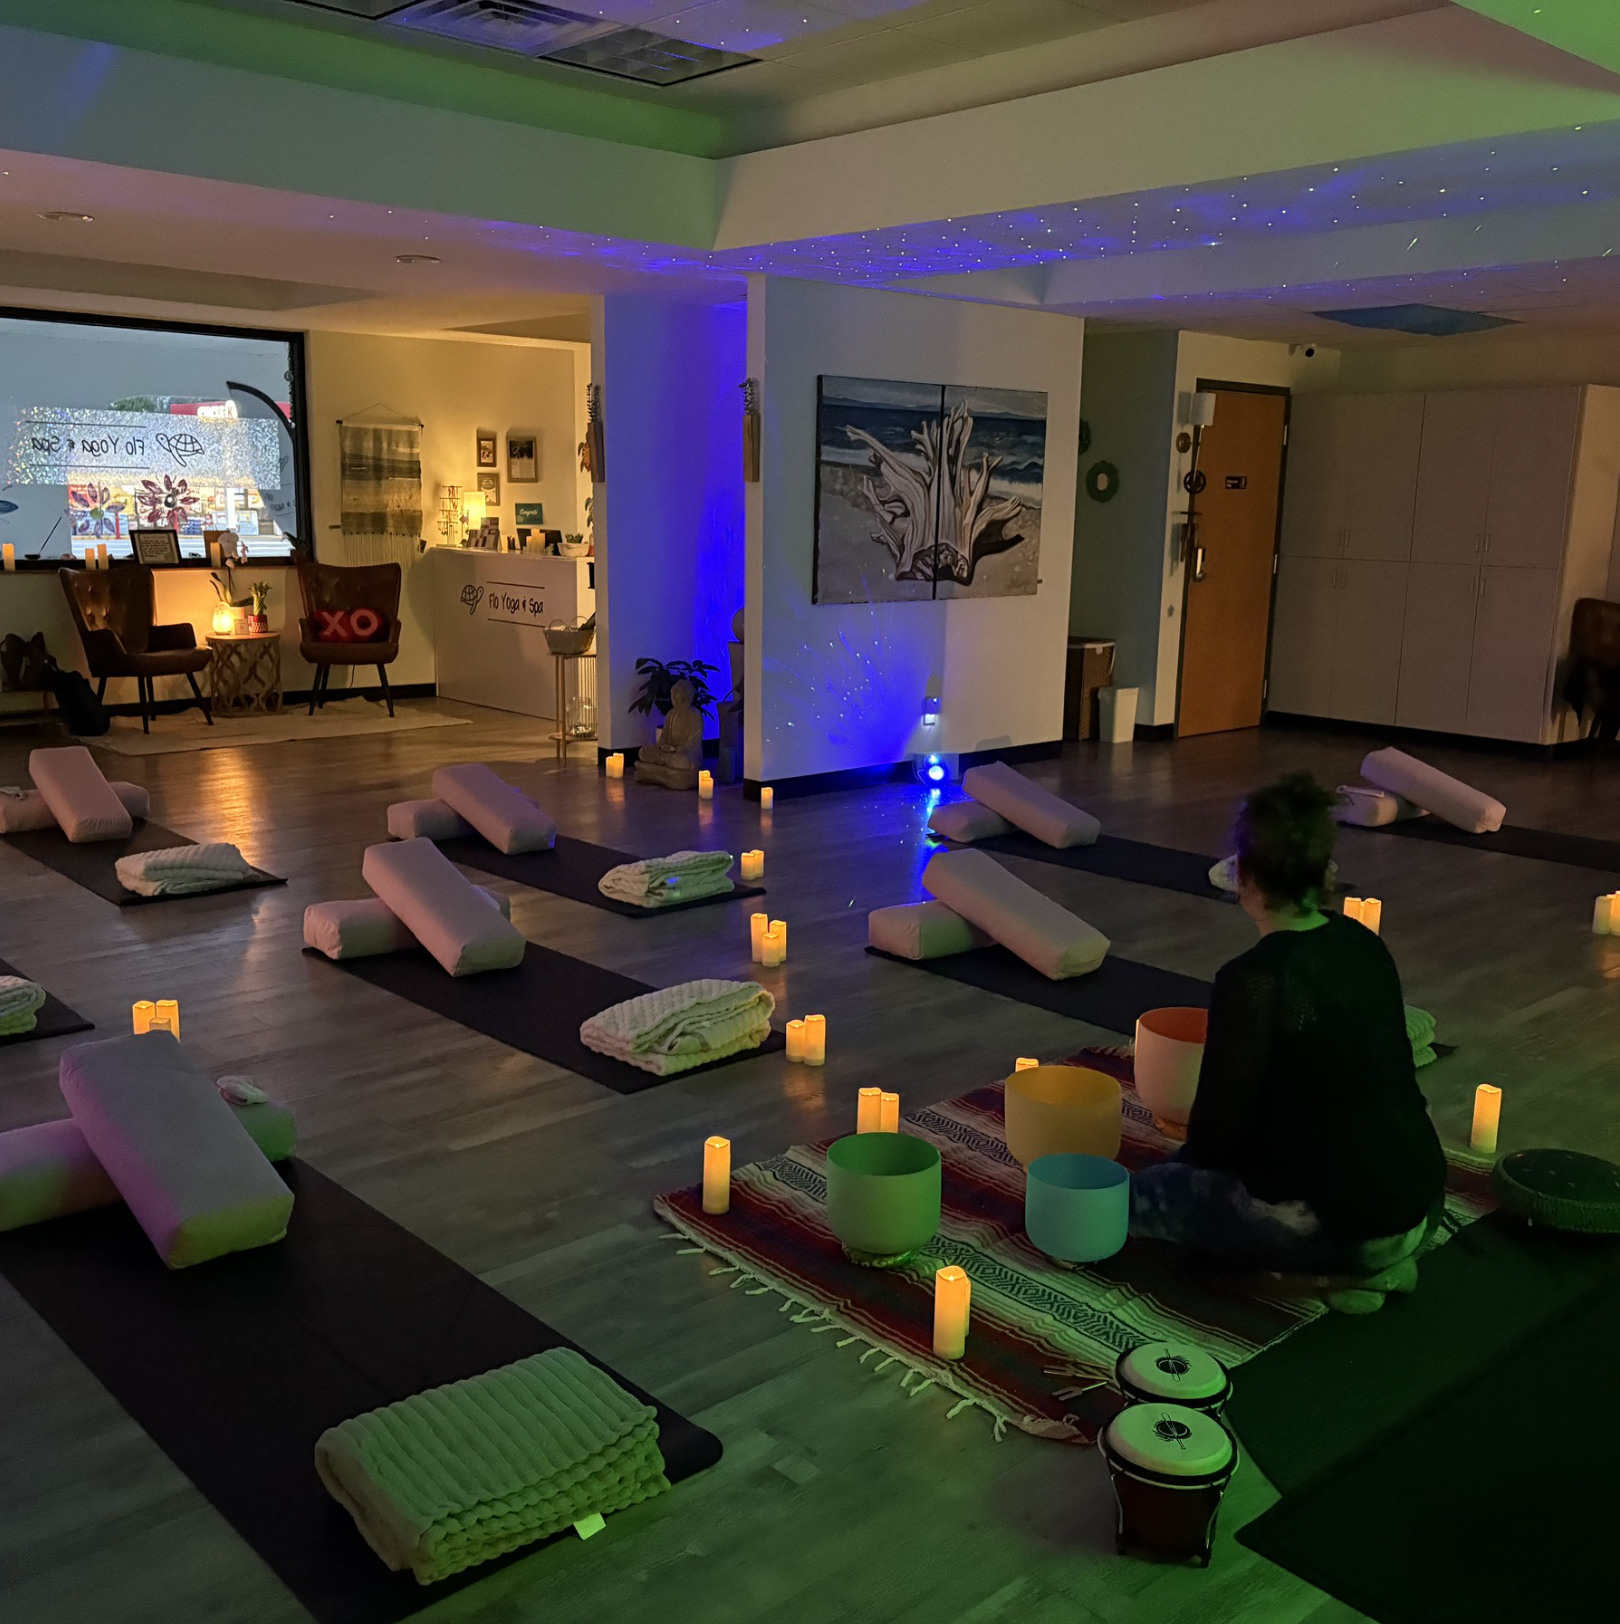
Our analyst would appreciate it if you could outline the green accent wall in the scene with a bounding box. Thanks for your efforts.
[1454,1,1620,74]
[0,0,728,158]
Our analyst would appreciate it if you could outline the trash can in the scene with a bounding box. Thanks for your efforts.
[1099,686,1138,744]
[1064,637,1116,741]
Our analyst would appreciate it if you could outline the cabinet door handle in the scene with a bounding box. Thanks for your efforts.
[1483,533,1491,554]
[1480,573,1488,597]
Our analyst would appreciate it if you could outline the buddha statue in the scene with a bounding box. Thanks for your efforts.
[634,678,704,789]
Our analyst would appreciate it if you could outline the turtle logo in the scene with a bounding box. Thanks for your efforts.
[460,584,484,615]
[1155,1354,1193,1380]
[1153,1416,1193,1447]
[155,431,205,466]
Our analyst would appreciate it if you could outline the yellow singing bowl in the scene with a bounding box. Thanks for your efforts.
[1004,1064,1123,1166]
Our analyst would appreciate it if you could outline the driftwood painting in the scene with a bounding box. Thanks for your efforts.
[813,376,1047,604]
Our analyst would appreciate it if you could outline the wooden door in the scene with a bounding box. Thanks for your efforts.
[1332,559,1409,724]
[1268,555,1340,716]
[1345,394,1424,561]
[1178,388,1288,736]
[1395,562,1479,732]
[1279,394,1354,558]
[1412,391,1497,564]
[1467,565,1560,741]
[1485,389,1579,569]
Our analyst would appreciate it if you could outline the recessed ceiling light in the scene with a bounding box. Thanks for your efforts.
[41,210,93,222]
[396,252,441,265]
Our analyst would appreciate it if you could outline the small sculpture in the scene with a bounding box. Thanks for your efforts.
[635,678,704,790]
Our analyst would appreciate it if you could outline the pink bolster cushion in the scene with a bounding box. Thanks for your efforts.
[361,838,525,976]
[868,900,990,961]
[303,888,510,960]
[431,764,556,855]
[28,746,133,843]
[1360,748,1506,834]
[927,800,1012,844]
[1,780,148,834]
[387,798,475,842]
[961,761,1100,849]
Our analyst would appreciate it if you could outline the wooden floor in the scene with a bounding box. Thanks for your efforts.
[4,705,1618,1624]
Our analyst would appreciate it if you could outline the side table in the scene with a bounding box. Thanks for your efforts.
[207,633,282,715]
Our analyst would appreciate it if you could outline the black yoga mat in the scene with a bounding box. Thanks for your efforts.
[975,831,1234,899]
[0,953,92,1047]
[1,819,286,906]
[437,834,764,917]
[0,1161,722,1624]
[867,943,1211,1036]
[1368,815,1620,874]
[1237,1243,1620,1624]
[315,942,785,1094]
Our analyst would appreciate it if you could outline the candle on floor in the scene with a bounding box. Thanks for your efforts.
[1015,1057,1039,1072]
[154,999,180,1040]
[760,787,774,811]
[761,923,785,968]
[147,1016,172,1034]
[702,1136,731,1215]
[1360,898,1383,935]
[604,753,624,779]
[1343,897,1364,923]
[1471,1084,1502,1157]
[132,1000,154,1035]
[785,1019,806,1062]
[740,849,764,882]
[879,1091,899,1133]
[856,1087,883,1133]
[1596,894,1617,935]
[697,770,714,801]
[933,1266,971,1360]
[2,543,14,571]
[804,1013,826,1067]
[750,911,770,963]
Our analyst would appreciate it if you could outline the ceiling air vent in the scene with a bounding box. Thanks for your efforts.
[542,26,757,86]
[1313,304,1517,337]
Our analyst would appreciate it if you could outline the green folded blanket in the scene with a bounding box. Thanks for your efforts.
[1405,1004,1438,1068]
[315,1347,669,1583]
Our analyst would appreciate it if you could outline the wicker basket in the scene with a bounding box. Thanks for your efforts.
[543,620,596,656]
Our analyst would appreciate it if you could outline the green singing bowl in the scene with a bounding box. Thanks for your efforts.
[825,1132,942,1266]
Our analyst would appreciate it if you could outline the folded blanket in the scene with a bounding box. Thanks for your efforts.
[1405,1004,1438,1068]
[598,850,736,908]
[0,975,46,1036]
[114,843,255,897]
[580,978,774,1077]
[315,1347,668,1584]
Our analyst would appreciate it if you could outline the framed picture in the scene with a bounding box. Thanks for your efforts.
[514,501,544,526]
[476,471,501,505]
[476,432,497,468]
[507,432,538,483]
[130,527,182,565]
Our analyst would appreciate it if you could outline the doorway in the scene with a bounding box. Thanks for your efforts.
[1176,383,1289,737]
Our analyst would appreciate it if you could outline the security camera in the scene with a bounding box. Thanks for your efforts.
[1304,345,1318,359]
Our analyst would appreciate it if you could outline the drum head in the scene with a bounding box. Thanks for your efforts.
[1104,1403,1234,1480]
[1118,1340,1229,1403]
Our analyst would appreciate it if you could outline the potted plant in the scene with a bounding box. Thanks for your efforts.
[209,568,251,636]
[629,658,719,737]
[247,580,271,634]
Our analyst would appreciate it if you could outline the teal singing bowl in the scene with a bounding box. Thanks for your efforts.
[1026,1153,1130,1264]
[825,1132,942,1266]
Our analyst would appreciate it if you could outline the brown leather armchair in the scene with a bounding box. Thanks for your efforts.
[296,561,403,716]
[1564,597,1620,743]
[59,565,212,733]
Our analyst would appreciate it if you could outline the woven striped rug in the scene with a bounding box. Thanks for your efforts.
[655,1047,1497,1446]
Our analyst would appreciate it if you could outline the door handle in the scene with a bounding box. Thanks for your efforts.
[1193,546,1206,582]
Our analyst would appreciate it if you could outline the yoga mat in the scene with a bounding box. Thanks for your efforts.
[0,1161,722,1624]
[0,953,92,1048]
[314,942,784,1094]
[1237,1268,1620,1624]
[867,943,1211,1035]
[1368,815,1620,873]
[1,820,285,906]
[976,831,1234,899]
[1230,1214,1620,1495]
[436,834,764,917]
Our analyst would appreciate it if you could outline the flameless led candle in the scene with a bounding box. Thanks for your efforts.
[1360,898,1382,934]
[702,1136,731,1215]
[804,1013,826,1066]
[147,1016,172,1034]
[1015,1057,1039,1072]
[786,1019,806,1062]
[697,770,714,801]
[1343,897,1364,923]
[604,753,624,779]
[761,923,785,968]
[740,849,764,881]
[1471,1084,1502,1157]
[879,1091,899,1133]
[856,1087,883,1133]
[96,544,108,567]
[759,787,774,811]
[2,544,14,571]
[750,911,769,963]
[154,999,180,1040]
[1596,894,1617,935]
[933,1266,971,1360]
[132,1000,154,1035]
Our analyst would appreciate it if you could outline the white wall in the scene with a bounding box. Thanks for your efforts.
[592,293,746,751]
[746,276,1083,783]
[1326,325,1620,395]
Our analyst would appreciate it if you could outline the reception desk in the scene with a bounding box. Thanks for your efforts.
[432,548,594,720]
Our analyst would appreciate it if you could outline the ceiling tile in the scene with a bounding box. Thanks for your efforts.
[643,0,856,52]
[905,0,1110,53]
[772,24,970,77]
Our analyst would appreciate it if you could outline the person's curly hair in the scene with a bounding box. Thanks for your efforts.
[1234,772,1339,908]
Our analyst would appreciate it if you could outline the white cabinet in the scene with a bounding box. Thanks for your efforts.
[1273,384,1620,743]
[1280,396,1356,558]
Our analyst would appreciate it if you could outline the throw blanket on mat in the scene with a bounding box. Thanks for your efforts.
[315,1348,668,1584]
[0,975,46,1035]
[598,850,735,909]
[114,843,255,897]
[580,978,774,1076]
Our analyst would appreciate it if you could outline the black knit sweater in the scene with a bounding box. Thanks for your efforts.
[1182,913,1446,1242]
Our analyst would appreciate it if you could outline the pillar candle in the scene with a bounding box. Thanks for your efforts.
[759,787,774,811]
[2,543,14,571]
[750,912,769,963]
[785,1019,806,1062]
[1595,894,1616,935]
[740,849,764,882]
[1015,1057,1039,1072]
[697,771,714,801]
[154,999,180,1040]
[878,1091,899,1133]
[132,999,154,1035]
[1360,898,1383,935]
[761,924,785,968]
[1343,897,1364,923]
[803,1013,826,1066]
[856,1087,883,1133]
[771,920,786,960]
[1471,1084,1502,1157]
[933,1266,971,1360]
[604,753,624,779]
[702,1136,731,1215]
[208,540,222,566]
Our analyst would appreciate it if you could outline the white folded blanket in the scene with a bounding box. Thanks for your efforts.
[0,976,46,1036]
[580,978,774,1076]
[597,850,735,908]
[115,843,256,897]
